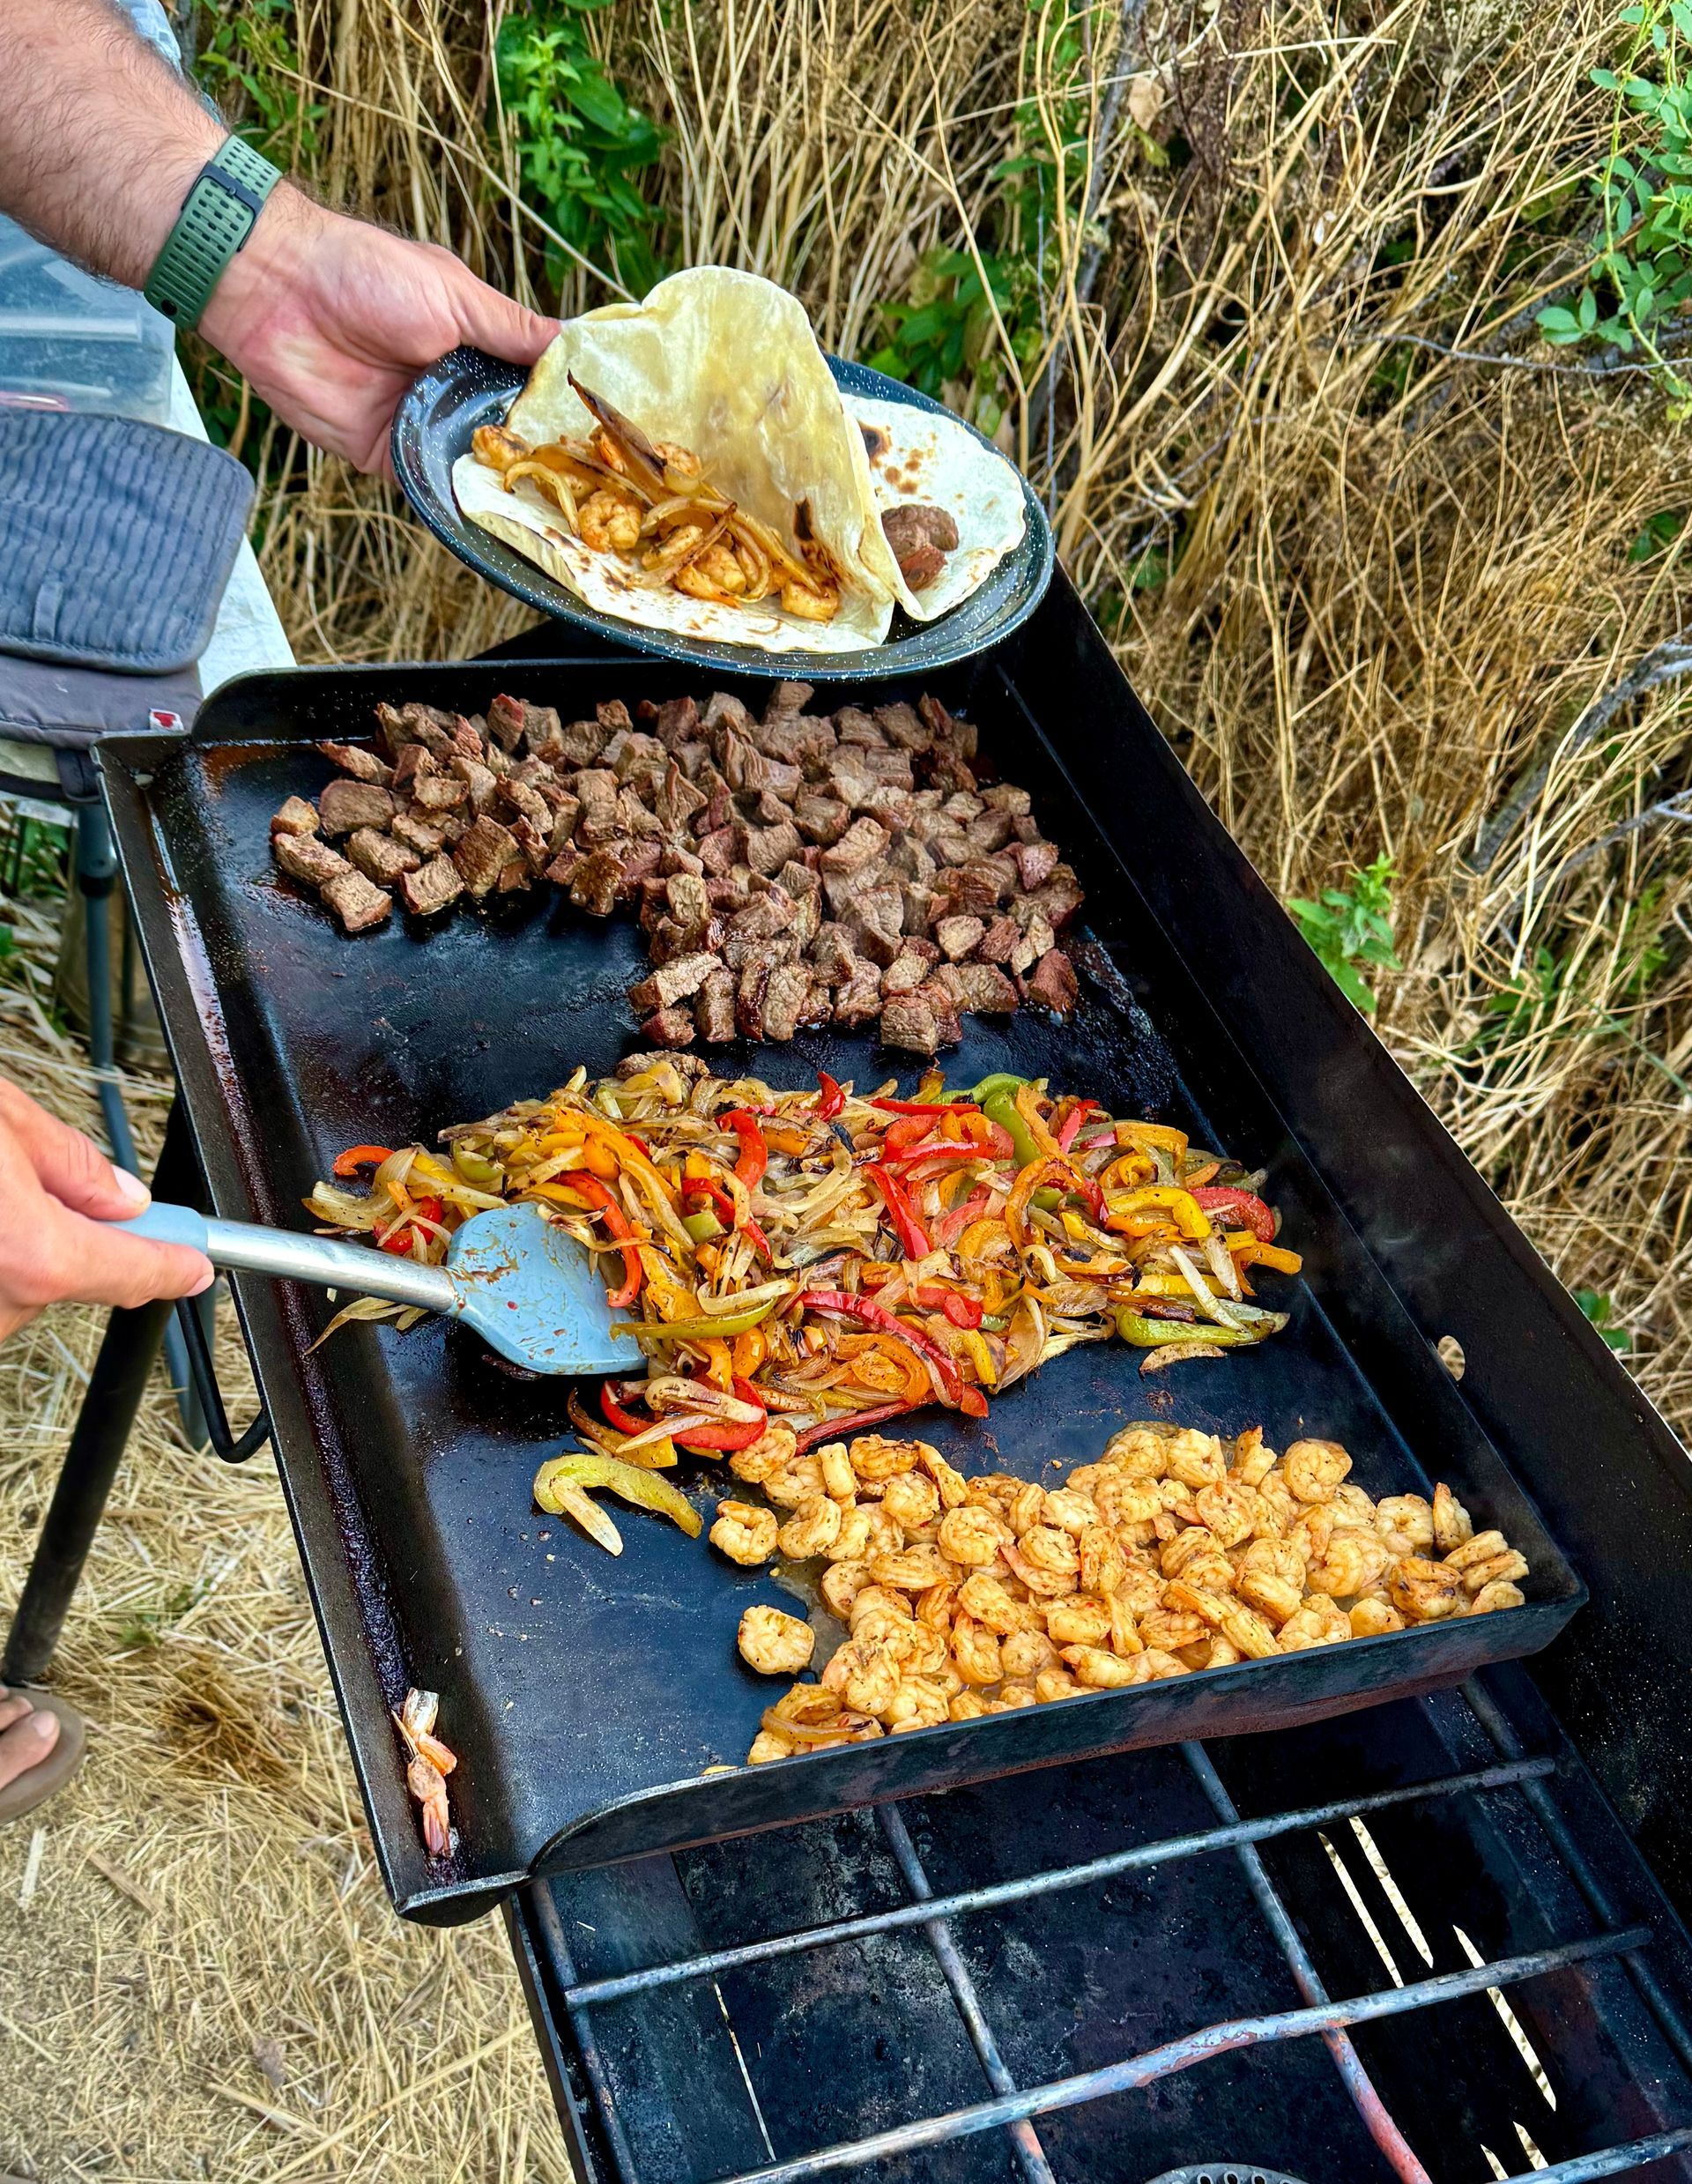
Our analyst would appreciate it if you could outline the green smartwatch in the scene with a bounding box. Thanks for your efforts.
[144,136,283,334]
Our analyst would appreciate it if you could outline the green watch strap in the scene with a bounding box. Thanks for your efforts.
[144,136,282,334]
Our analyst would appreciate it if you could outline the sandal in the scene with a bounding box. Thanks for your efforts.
[0,1690,86,1824]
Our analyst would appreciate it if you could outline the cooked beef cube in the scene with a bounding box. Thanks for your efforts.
[883,834,935,885]
[574,769,620,844]
[450,754,497,815]
[864,785,916,833]
[702,691,754,742]
[912,977,961,1046]
[1012,838,1059,891]
[659,844,706,880]
[926,748,977,795]
[901,883,939,935]
[918,694,976,759]
[822,857,886,920]
[510,817,553,874]
[929,827,973,869]
[809,924,857,984]
[613,785,664,840]
[834,958,883,1028]
[829,754,879,811]
[322,869,392,933]
[959,858,1012,914]
[1010,912,1055,976]
[1013,813,1042,843]
[620,839,664,891]
[484,742,511,779]
[1025,868,1085,929]
[879,995,939,1056]
[346,828,419,886]
[508,754,559,792]
[274,832,352,888]
[569,845,632,917]
[904,935,940,964]
[497,858,531,894]
[654,760,708,835]
[982,783,1030,817]
[727,891,790,943]
[607,729,665,782]
[894,539,946,591]
[882,953,927,997]
[411,773,468,814]
[547,795,582,854]
[627,950,719,1014]
[761,962,813,1044]
[724,737,802,800]
[820,816,889,878]
[942,962,1019,1014]
[792,888,821,950]
[697,827,735,876]
[392,806,448,858]
[966,808,1015,854]
[317,739,393,786]
[695,966,738,1043]
[935,914,984,962]
[375,700,456,759]
[392,743,435,793]
[777,858,820,901]
[486,693,528,752]
[637,1003,696,1049]
[860,748,914,789]
[664,871,712,929]
[271,795,320,837]
[696,778,733,836]
[448,716,488,762]
[597,699,634,736]
[442,814,471,850]
[638,695,701,750]
[318,778,397,837]
[977,914,1021,965]
[451,815,523,899]
[1026,947,1080,1016]
[497,776,551,831]
[833,705,885,749]
[844,884,905,965]
[736,950,776,1039]
[798,979,834,1029]
[397,854,464,917]
[545,843,583,887]
[763,680,813,718]
[795,791,850,847]
[752,712,832,769]
[872,701,931,752]
[557,717,607,767]
[736,819,802,878]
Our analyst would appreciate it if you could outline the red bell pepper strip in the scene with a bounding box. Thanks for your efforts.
[741,1215,776,1263]
[1055,1099,1098,1155]
[793,1399,913,1453]
[334,1143,396,1177]
[601,1381,649,1436]
[888,1141,996,1172]
[871,1098,981,1118]
[816,1072,846,1121]
[1189,1185,1276,1243]
[681,1176,737,1227]
[799,1289,985,1415]
[867,1164,932,1258]
[379,1196,441,1252]
[883,1112,935,1159]
[719,1111,768,1189]
[916,1284,983,1329]
[672,1416,766,1452]
[931,1187,993,1249]
[572,1173,643,1307]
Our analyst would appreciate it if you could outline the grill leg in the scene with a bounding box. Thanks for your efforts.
[1,1101,199,1685]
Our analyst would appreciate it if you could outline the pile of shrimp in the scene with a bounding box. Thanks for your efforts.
[716,1418,1531,1760]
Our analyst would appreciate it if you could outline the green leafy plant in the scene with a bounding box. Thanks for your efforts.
[117,1582,204,1653]
[1629,506,1688,558]
[496,1,665,300]
[1288,854,1404,1014]
[194,0,325,172]
[1538,0,1692,402]
[1576,1288,1634,1351]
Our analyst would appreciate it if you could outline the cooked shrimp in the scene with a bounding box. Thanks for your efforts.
[738,1606,816,1676]
[1283,1438,1353,1503]
[777,1494,842,1560]
[710,1500,779,1565]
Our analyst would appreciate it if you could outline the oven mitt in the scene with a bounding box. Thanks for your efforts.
[0,412,254,675]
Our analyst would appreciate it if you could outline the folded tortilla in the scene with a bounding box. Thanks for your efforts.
[454,265,1026,652]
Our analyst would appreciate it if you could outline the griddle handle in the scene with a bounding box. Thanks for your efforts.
[117,1202,461,1316]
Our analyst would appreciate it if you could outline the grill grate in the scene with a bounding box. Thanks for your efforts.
[510,1669,1692,2184]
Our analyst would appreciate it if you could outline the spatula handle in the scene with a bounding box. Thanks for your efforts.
[119,1202,459,1315]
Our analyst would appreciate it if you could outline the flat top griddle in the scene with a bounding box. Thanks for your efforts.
[100,580,1590,1925]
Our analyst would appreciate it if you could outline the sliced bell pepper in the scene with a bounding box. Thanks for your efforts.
[982,1090,1043,1172]
[613,1298,778,1342]
[532,1452,702,1538]
[872,1098,981,1118]
[573,1172,643,1308]
[719,1111,768,1189]
[1189,1185,1277,1243]
[798,1289,987,1415]
[816,1071,847,1120]
[932,1187,994,1249]
[451,1143,501,1190]
[1055,1098,1099,1155]
[1242,1239,1301,1274]
[1116,1309,1259,1349]
[379,1195,442,1252]
[334,1143,396,1177]
[1006,1157,1104,1245]
[1105,1185,1212,1240]
[967,1073,1028,1103]
[601,1381,649,1436]
[683,1208,725,1244]
[793,1398,913,1453]
[916,1284,984,1329]
[868,1163,932,1258]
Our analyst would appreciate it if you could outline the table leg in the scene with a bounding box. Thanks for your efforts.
[2,1100,202,1685]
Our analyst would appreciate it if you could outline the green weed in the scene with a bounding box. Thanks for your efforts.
[1576,1288,1635,1350]
[1629,506,1688,557]
[1287,854,1404,1014]
[117,1582,204,1653]
[194,0,325,172]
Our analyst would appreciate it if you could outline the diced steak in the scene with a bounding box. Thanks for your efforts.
[833,959,884,1028]
[695,966,737,1043]
[761,963,813,1044]
[727,891,790,943]
[976,915,1020,965]
[411,773,469,813]
[453,815,523,900]
[942,962,1019,1014]
[317,740,393,786]
[794,791,850,846]
[915,977,963,1048]
[392,806,448,857]
[873,701,931,752]
[654,761,707,835]
[1012,838,1060,891]
[879,995,939,1056]
[274,832,351,888]
[398,854,464,917]
[665,871,712,928]
[271,795,319,837]
[374,701,456,759]
[321,869,392,932]
[509,816,554,874]
[392,743,434,792]
[935,914,985,962]
[882,954,927,997]
[318,778,397,836]
[449,754,497,815]
[640,695,700,749]
[569,846,630,917]
[820,816,889,878]
[844,884,906,965]
[497,776,551,832]
[556,717,607,768]
[346,828,419,886]
[966,808,1015,854]
[809,924,857,984]
[642,1004,697,1049]
[627,951,719,1014]
[1026,947,1080,1016]
[763,680,813,717]
[738,819,802,878]
[982,783,1031,816]
[574,769,620,843]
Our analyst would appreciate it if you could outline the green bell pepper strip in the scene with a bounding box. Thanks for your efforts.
[682,1209,726,1243]
[1115,1310,1260,1348]
[982,1089,1043,1171]
[612,1299,777,1342]
[532,1452,703,1537]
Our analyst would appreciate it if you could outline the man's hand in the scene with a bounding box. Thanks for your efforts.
[0,1080,212,1343]
[202,189,559,478]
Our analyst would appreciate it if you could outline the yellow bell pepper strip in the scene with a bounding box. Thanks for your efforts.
[575,1115,696,1252]
[1241,1239,1302,1275]
[1116,1310,1261,1348]
[612,1297,778,1343]
[1013,1081,1065,1161]
[1105,1185,1213,1240]
[532,1452,702,1539]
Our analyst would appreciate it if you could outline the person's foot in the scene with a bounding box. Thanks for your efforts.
[0,1685,61,1791]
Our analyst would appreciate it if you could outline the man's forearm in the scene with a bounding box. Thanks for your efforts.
[0,0,225,290]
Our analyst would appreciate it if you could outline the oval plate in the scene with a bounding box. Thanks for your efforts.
[391,345,1054,681]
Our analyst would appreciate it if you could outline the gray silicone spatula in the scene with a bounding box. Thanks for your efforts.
[116,1200,625,1373]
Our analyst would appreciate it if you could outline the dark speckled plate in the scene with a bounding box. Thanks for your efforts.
[391,345,1054,680]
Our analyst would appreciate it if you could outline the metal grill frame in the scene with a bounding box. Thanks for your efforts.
[508,1672,1692,2184]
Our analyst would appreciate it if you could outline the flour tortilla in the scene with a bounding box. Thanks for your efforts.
[847,392,1028,621]
[457,266,893,654]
